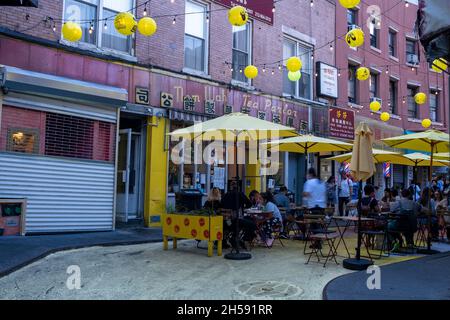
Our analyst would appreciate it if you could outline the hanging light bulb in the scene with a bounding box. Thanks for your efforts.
[52,22,56,32]
[172,16,176,24]
[171,0,175,3]
[272,6,275,13]
[405,1,409,8]
[104,20,108,30]
[206,14,209,23]
[310,0,314,7]
[271,69,275,75]
[329,43,334,51]
[278,64,282,71]
[262,65,266,73]
[143,6,147,16]
[385,66,389,74]
[89,21,94,34]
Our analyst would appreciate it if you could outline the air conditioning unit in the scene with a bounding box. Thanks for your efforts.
[348,24,360,32]
[407,54,419,65]
[370,97,382,105]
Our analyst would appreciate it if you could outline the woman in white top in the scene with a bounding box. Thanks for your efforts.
[261,192,282,247]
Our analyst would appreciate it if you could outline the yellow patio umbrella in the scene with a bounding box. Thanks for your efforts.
[169,112,298,260]
[343,122,375,271]
[433,152,450,160]
[382,129,450,253]
[263,134,353,177]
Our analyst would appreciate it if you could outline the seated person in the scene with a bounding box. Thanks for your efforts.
[203,187,222,213]
[249,190,263,209]
[221,181,252,211]
[274,186,290,209]
[388,189,419,249]
[360,184,380,217]
[417,187,439,240]
[260,192,283,246]
[380,188,393,212]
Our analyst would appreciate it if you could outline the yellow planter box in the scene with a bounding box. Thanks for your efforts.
[161,213,223,257]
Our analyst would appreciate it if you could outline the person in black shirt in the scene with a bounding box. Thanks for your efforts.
[203,187,222,213]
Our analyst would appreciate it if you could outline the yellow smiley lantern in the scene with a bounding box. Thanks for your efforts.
[228,6,248,27]
[380,112,390,122]
[286,57,302,73]
[288,71,302,82]
[339,0,361,9]
[244,65,258,79]
[345,28,365,48]
[138,17,157,36]
[422,118,432,128]
[370,100,381,112]
[114,12,137,36]
[356,67,370,81]
[62,22,82,42]
[431,58,448,73]
[414,92,427,105]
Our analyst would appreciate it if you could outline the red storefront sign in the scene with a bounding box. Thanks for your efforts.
[329,107,355,140]
[212,0,274,24]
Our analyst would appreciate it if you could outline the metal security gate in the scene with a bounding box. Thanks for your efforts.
[393,165,405,188]
[0,153,115,233]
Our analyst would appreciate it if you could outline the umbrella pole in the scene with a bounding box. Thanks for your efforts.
[343,181,373,270]
[225,133,251,260]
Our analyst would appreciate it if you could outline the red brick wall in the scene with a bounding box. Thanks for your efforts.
[0,105,46,153]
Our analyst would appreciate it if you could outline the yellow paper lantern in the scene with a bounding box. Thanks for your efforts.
[345,28,364,48]
[380,112,390,122]
[138,17,157,36]
[414,92,427,105]
[431,58,448,73]
[114,12,137,36]
[228,6,248,27]
[356,67,370,81]
[286,57,302,72]
[62,22,82,42]
[339,0,361,9]
[370,101,381,112]
[422,118,432,128]
[244,65,258,79]
[288,71,302,82]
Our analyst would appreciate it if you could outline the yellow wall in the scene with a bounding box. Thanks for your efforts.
[144,116,168,227]
[245,162,261,196]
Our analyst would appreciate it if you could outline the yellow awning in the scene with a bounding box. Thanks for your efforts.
[263,134,353,153]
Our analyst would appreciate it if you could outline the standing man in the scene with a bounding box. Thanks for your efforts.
[338,172,353,216]
[303,168,326,215]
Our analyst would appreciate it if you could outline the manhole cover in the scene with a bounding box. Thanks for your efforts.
[235,281,303,299]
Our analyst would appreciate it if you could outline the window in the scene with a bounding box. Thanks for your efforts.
[7,128,39,154]
[283,38,312,100]
[184,0,208,73]
[347,9,357,31]
[406,39,419,64]
[389,80,397,114]
[232,23,252,83]
[63,0,134,54]
[388,30,397,57]
[407,86,419,118]
[370,21,379,48]
[348,64,357,103]
[369,73,378,98]
[429,92,438,122]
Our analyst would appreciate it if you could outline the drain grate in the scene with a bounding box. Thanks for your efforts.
[235,281,303,299]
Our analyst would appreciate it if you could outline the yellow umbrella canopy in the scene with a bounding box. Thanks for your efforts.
[402,152,449,167]
[382,129,449,154]
[327,149,408,164]
[263,134,353,153]
[350,122,375,182]
[169,112,298,141]
[434,152,450,160]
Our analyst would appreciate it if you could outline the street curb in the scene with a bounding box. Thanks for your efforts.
[0,238,163,279]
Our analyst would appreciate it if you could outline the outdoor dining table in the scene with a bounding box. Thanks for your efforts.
[331,216,376,258]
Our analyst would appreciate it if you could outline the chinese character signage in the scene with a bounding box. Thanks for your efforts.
[183,96,195,111]
[212,0,274,25]
[224,105,233,114]
[204,101,216,115]
[272,113,281,124]
[286,116,294,127]
[329,107,355,140]
[316,62,338,99]
[135,87,149,105]
[258,111,266,120]
[161,92,173,108]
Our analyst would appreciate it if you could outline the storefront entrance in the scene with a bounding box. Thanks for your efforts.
[116,116,146,222]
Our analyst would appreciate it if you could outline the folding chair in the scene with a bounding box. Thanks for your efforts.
[304,217,340,267]
[361,218,390,260]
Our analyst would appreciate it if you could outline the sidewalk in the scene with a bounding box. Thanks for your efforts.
[0,226,162,278]
[323,249,450,300]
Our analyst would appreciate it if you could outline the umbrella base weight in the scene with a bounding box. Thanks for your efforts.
[343,258,373,271]
[224,252,252,260]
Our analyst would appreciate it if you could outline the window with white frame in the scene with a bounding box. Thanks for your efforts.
[63,0,134,54]
[348,64,357,103]
[184,0,208,73]
[429,91,438,122]
[369,73,379,98]
[283,38,312,100]
[232,23,252,83]
[407,86,419,118]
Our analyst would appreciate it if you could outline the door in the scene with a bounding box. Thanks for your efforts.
[116,129,142,222]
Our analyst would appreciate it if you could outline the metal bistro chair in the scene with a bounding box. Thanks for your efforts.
[360,215,390,260]
[305,217,340,267]
[415,215,428,248]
